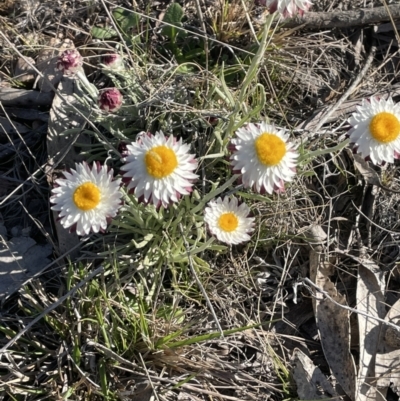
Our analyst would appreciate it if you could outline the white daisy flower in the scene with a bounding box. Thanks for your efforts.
[348,97,400,165]
[204,197,255,245]
[230,122,298,194]
[50,162,122,236]
[121,131,198,208]
[263,0,312,18]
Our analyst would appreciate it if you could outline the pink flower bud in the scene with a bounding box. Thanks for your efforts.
[102,53,124,70]
[259,0,312,18]
[98,88,123,112]
[56,49,83,75]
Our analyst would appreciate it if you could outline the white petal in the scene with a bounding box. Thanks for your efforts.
[50,162,122,236]
[204,196,254,245]
[230,123,299,194]
[348,96,400,165]
[121,130,198,207]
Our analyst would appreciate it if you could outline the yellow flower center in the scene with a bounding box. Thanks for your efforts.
[369,112,400,143]
[218,212,239,232]
[254,133,286,166]
[73,182,101,211]
[145,146,178,179]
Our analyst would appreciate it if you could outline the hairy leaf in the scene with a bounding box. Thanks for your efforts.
[161,3,185,42]
[91,26,117,39]
[112,7,139,32]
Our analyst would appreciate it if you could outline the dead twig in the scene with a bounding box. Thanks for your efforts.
[281,4,400,30]
[0,88,54,108]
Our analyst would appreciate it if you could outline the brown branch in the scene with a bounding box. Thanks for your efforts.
[281,4,400,30]
[0,88,54,108]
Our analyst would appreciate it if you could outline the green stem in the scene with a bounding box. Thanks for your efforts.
[76,70,99,100]
[223,13,275,141]
[299,138,350,163]
[192,174,239,214]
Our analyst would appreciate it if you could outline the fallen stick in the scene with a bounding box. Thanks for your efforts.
[0,116,30,135]
[0,88,54,108]
[281,4,400,30]
[1,107,49,122]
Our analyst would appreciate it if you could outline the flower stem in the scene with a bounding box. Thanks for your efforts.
[299,138,351,163]
[76,70,99,100]
[224,13,275,142]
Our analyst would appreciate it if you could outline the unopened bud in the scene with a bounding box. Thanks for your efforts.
[102,53,124,70]
[56,49,83,75]
[98,88,123,112]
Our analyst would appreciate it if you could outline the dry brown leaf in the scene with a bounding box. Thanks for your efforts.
[356,261,386,401]
[313,276,356,399]
[350,151,381,187]
[375,299,400,399]
[291,348,340,400]
[306,225,356,399]
[0,236,52,300]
